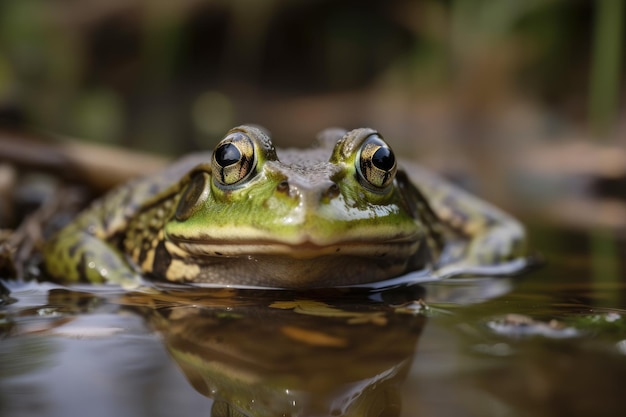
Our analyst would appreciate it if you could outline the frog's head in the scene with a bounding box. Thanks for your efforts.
[164,125,429,287]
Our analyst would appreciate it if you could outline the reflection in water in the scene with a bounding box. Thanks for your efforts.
[125,285,428,417]
[0,276,525,417]
[5,258,626,417]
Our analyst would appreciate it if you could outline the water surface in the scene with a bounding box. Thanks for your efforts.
[1,225,625,417]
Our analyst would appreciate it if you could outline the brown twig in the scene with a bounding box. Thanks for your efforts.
[0,129,168,193]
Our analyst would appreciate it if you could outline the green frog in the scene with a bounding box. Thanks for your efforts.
[42,125,526,288]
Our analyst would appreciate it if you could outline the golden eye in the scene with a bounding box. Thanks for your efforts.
[211,132,256,187]
[357,134,397,190]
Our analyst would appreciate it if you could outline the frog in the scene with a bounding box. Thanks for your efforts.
[42,125,527,289]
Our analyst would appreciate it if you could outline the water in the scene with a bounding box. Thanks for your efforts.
[1,225,625,417]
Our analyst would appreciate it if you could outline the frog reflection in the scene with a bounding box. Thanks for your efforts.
[134,287,427,417]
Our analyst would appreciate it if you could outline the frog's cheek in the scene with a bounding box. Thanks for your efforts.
[175,173,211,222]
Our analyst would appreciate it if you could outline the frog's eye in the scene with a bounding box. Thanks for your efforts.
[357,134,397,190]
[211,132,257,187]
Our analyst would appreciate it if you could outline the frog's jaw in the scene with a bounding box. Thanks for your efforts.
[159,244,428,288]
[162,227,425,287]
[165,196,423,261]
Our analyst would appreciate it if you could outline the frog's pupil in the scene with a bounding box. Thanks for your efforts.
[372,147,395,171]
[216,143,241,166]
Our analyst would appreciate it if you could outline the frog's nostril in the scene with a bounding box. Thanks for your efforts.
[276,180,290,194]
[324,183,340,200]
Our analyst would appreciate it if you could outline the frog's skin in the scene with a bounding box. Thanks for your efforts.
[43,125,526,288]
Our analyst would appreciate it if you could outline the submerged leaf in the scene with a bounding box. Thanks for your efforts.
[270,299,388,325]
[280,325,348,348]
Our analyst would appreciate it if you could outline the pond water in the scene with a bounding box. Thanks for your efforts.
[1,225,625,417]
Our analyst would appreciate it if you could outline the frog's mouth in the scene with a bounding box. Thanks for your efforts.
[167,236,421,260]
[164,233,427,287]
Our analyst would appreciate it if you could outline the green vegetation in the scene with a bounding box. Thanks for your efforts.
[0,1,622,151]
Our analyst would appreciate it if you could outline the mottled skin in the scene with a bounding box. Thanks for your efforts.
[43,126,526,288]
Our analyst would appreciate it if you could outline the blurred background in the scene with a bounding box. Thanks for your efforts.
[0,0,625,230]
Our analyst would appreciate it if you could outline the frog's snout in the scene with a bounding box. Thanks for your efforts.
[276,179,341,206]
